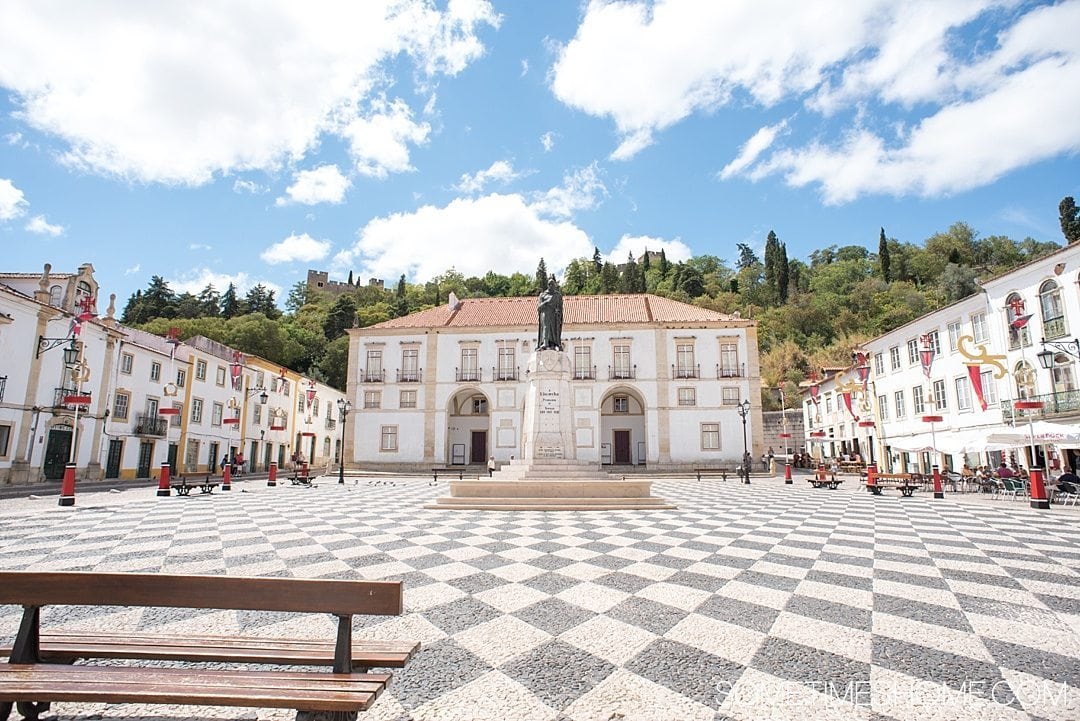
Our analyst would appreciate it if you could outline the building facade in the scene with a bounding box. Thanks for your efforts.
[346,293,764,470]
[802,243,1080,474]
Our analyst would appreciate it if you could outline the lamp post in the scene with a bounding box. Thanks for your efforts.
[59,341,90,507]
[337,398,351,484]
[737,399,751,484]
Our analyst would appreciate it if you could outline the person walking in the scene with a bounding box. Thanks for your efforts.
[487,456,496,477]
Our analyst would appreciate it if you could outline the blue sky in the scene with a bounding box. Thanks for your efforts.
[1,0,1078,308]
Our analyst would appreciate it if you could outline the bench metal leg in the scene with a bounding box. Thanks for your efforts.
[15,701,50,720]
[0,701,10,721]
[296,711,358,721]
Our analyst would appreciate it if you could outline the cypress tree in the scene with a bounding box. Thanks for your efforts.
[879,227,891,281]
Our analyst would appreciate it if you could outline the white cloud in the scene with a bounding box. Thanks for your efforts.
[24,214,64,236]
[189,243,213,251]
[340,96,432,179]
[520,59,529,76]
[334,192,593,284]
[0,2,496,184]
[260,232,332,265]
[168,268,281,298]
[540,131,555,152]
[607,234,693,264]
[528,162,607,218]
[455,160,521,193]
[719,121,787,180]
[0,178,28,220]
[232,179,264,194]
[124,264,141,275]
[276,164,350,205]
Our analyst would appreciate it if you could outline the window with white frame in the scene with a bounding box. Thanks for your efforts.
[191,398,203,423]
[298,396,305,413]
[873,352,884,375]
[971,312,988,343]
[932,379,947,410]
[460,347,479,380]
[613,395,629,413]
[955,377,972,411]
[721,387,740,406]
[195,359,207,381]
[170,403,182,427]
[907,339,919,364]
[613,345,632,378]
[380,425,398,451]
[253,404,262,425]
[472,397,488,414]
[400,390,417,408]
[216,366,226,386]
[719,342,739,377]
[0,424,9,458]
[113,392,130,421]
[150,361,161,382]
[927,330,941,356]
[825,395,833,413]
[498,347,515,380]
[701,423,720,450]
[889,346,901,371]
[677,387,696,406]
[947,321,962,352]
[574,345,592,379]
[894,390,906,418]
[401,348,419,381]
[176,369,186,387]
[120,353,133,374]
[1039,279,1067,339]
[675,343,695,377]
[1005,292,1032,349]
[981,369,999,406]
[912,386,924,415]
[145,397,158,417]
[365,349,383,382]
[877,395,888,421]
[313,398,319,415]
[364,391,381,409]
[211,401,223,426]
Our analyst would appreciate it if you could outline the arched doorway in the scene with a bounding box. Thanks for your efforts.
[600,387,646,465]
[447,389,490,466]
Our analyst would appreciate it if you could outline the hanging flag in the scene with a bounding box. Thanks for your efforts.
[841,391,859,422]
[1010,313,1032,330]
[966,364,988,411]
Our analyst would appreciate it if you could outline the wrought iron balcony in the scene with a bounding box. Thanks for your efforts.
[361,369,385,383]
[396,369,422,383]
[0,375,5,402]
[608,365,636,380]
[1003,389,1080,420]
[456,367,482,382]
[325,416,337,430]
[672,363,700,379]
[573,365,596,380]
[716,363,746,379]
[134,413,168,437]
[1042,316,1068,340]
[493,366,519,382]
[52,387,91,409]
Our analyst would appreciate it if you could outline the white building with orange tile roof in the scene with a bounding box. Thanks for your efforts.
[346,293,764,471]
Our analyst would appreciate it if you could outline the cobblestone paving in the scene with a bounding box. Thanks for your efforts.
[1,476,1078,721]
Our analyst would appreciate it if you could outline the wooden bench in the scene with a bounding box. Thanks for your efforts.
[170,476,220,496]
[694,468,736,481]
[865,473,920,497]
[808,475,843,489]
[290,474,314,486]
[0,571,418,721]
[431,467,464,482]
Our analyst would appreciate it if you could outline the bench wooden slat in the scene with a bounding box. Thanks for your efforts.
[0,571,402,616]
[0,664,389,711]
[1,633,418,668]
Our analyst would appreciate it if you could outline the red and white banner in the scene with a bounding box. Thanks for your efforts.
[966,364,988,411]
[841,391,859,421]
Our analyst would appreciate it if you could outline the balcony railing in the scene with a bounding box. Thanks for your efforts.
[1043,316,1068,340]
[1003,389,1080,420]
[361,369,385,383]
[493,366,519,382]
[608,365,636,380]
[325,416,337,430]
[456,367,482,382]
[52,387,91,409]
[0,376,5,402]
[573,366,596,380]
[396,369,422,383]
[672,363,700,379]
[134,413,168,437]
[717,363,746,379]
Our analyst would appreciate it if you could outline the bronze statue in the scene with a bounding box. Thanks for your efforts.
[537,275,563,351]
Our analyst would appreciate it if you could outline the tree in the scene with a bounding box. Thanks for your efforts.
[562,259,589,295]
[736,243,758,270]
[284,281,310,313]
[175,292,201,319]
[323,296,357,340]
[394,274,409,316]
[877,228,891,281]
[599,261,619,293]
[535,257,548,292]
[245,284,279,318]
[778,241,790,303]
[620,252,643,293]
[347,270,354,286]
[220,283,242,319]
[592,247,603,275]
[121,275,177,324]
[1060,196,1080,244]
[658,248,670,278]
[641,249,651,273]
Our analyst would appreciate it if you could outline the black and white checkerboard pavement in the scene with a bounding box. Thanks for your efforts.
[1,476,1078,720]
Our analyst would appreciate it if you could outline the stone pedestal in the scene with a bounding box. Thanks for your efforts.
[429,349,674,511]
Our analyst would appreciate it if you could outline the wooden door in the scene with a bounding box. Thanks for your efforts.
[613,430,631,464]
[470,431,487,465]
[105,439,123,479]
[167,443,178,474]
[136,441,154,478]
[43,428,72,480]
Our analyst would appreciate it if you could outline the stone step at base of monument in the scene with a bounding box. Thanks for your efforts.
[426,496,676,511]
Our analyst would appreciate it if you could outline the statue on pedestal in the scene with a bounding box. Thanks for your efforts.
[537,275,563,351]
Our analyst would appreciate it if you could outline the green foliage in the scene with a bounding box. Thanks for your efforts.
[1060,196,1080,244]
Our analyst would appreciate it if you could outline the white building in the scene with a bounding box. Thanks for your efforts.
[802,243,1080,474]
[345,293,763,470]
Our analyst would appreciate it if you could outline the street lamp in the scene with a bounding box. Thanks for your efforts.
[1037,337,1080,368]
[337,398,352,484]
[736,399,751,484]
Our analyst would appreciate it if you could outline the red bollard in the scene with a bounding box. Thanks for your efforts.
[932,465,944,499]
[158,462,171,497]
[222,463,232,491]
[268,461,277,487]
[302,461,309,478]
[58,462,76,507]
[867,464,877,489]
[816,465,826,483]
[1029,468,1049,510]
[784,463,793,484]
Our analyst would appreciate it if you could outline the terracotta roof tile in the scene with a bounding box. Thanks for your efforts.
[369,294,739,330]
